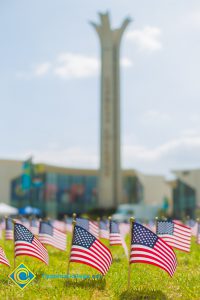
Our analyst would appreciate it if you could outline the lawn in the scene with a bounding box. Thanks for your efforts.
[0,235,199,300]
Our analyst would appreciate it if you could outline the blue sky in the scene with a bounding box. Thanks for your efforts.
[1,0,200,175]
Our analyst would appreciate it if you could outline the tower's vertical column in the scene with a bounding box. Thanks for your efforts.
[91,12,131,208]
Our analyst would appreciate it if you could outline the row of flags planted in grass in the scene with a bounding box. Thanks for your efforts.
[0,216,199,280]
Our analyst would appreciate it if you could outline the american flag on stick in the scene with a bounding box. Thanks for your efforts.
[99,221,109,239]
[52,220,66,233]
[76,218,99,238]
[30,218,39,236]
[0,246,10,267]
[70,225,112,275]
[39,221,66,251]
[21,217,30,229]
[130,222,177,277]
[157,220,191,252]
[109,221,122,245]
[186,219,198,236]
[5,218,13,240]
[14,223,48,265]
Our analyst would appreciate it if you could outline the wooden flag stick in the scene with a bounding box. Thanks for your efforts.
[66,213,76,275]
[127,217,134,289]
[155,216,158,234]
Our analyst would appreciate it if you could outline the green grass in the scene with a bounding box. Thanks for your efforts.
[0,235,199,300]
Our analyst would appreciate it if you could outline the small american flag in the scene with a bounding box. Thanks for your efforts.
[21,217,30,229]
[119,222,130,237]
[157,220,191,252]
[52,220,66,233]
[30,218,39,235]
[130,222,177,277]
[0,246,10,267]
[197,222,200,244]
[186,219,198,236]
[5,218,13,240]
[39,221,67,251]
[100,221,109,239]
[76,218,99,238]
[109,221,122,245]
[14,223,48,265]
[70,225,112,275]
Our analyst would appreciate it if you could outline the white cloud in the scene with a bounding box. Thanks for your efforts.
[122,134,200,173]
[16,52,132,80]
[54,53,99,79]
[34,62,51,77]
[120,57,133,68]
[126,26,162,51]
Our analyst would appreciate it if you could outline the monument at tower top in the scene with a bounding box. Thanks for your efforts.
[91,12,131,208]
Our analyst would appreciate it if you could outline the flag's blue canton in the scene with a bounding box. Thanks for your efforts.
[100,221,107,230]
[157,221,174,235]
[132,223,158,247]
[110,221,120,233]
[6,218,13,230]
[14,224,34,243]
[186,219,195,227]
[73,225,96,249]
[40,222,53,235]
[76,218,89,231]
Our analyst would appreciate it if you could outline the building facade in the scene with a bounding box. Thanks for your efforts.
[171,179,196,219]
[0,159,22,204]
[10,163,143,218]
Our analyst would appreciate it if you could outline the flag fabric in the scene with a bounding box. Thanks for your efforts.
[186,219,198,236]
[197,223,200,245]
[30,219,39,235]
[5,218,13,240]
[70,225,112,275]
[130,222,177,277]
[0,246,10,267]
[99,221,109,239]
[14,223,48,265]
[39,221,66,251]
[109,221,122,245]
[119,222,130,237]
[52,220,66,233]
[21,217,30,229]
[76,218,99,238]
[157,220,191,252]
[14,218,30,229]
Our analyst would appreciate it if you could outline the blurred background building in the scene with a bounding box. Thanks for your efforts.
[0,158,196,219]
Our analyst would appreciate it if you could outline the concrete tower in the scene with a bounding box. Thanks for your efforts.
[91,12,131,208]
